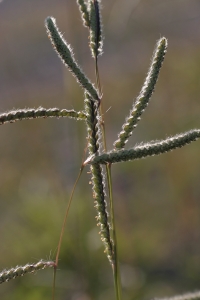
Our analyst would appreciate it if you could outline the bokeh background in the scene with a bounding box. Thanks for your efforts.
[0,0,200,299]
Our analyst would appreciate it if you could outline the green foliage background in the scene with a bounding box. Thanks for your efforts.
[0,0,200,299]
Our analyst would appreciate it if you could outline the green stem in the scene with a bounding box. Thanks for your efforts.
[107,163,122,300]
[96,51,122,299]
[98,85,122,300]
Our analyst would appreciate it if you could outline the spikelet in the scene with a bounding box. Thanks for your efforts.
[114,37,168,149]
[77,0,90,28]
[88,0,103,59]
[45,17,100,102]
[0,107,86,125]
[86,129,200,165]
[84,92,114,265]
[0,260,55,284]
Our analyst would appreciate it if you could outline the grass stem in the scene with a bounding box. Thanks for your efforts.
[53,165,84,300]
[107,164,122,300]
[95,61,122,300]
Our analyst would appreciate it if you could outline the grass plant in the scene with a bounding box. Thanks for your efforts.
[0,1,200,300]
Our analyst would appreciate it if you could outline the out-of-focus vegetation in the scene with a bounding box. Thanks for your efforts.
[0,0,200,299]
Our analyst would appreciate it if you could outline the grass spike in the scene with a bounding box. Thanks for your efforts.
[154,290,200,300]
[0,107,86,125]
[114,37,168,149]
[45,17,100,102]
[0,260,55,284]
[84,92,114,265]
[77,0,90,28]
[88,0,103,59]
[86,129,200,165]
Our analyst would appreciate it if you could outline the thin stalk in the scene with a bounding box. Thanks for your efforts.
[95,60,122,300]
[52,165,84,300]
[107,163,122,300]
[54,166,84,266]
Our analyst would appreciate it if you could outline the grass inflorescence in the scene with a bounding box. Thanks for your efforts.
[0,1,200,300]
[0,261,55,284]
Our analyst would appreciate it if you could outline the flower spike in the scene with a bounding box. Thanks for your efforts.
[86,129,200,165]
[0,260,55,284]
[77,0,90,28]
[45,17,100,102]
[0,107,86,125]
[88,0,103,59]
[114,37,167,149]
[84,92,114,265]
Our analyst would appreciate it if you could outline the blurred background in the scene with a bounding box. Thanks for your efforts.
[0,0,200,299]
